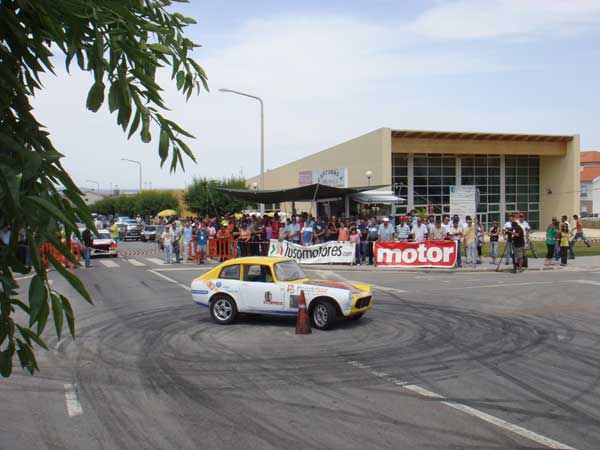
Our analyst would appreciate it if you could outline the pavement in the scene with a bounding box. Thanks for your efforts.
[305,254,600,273]
[3,240,600,450]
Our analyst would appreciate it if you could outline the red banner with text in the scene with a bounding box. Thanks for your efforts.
[374,241,458,268]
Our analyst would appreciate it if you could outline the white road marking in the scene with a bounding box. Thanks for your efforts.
[444,281,556,290]
[148,270,191,292]
[573,279,600,286]
[146,258,166,265]
[153,267,211,272]
[14,273,35,281]
[98,259,119,268]
[128,259,146,267]
[64,383,83,417]
[346,360,576,450]
[364,283,407,294]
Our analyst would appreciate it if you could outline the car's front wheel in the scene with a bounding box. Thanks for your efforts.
[209,295,238,325]
[311,300,337,330]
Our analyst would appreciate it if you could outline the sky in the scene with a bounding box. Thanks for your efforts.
[32,0,600,192]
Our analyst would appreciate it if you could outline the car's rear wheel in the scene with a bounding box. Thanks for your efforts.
[209,295,238,325]
[311,300,337,330]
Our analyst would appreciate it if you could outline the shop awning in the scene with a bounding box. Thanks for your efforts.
[215,183,388,204]
[352,190,405,204]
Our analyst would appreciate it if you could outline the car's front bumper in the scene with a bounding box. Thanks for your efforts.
[349,292,373,316]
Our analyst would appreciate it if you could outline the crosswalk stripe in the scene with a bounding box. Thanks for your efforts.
[128,259,146,267]
[98,259,120,268]
[146,258,166,265]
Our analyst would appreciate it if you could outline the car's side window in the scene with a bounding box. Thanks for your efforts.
[219,264,241,280]
[243,265,273,283]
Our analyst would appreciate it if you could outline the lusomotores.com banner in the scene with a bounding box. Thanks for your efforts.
[269,239,355,264]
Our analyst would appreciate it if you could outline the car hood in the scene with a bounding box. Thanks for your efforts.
[93,239,114,245]
[303,279,365,293]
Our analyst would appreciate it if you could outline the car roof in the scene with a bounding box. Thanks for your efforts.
[221,256,295,266]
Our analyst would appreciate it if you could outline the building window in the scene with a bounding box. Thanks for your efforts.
[411,153,455,217]
[392,154,409,214]
[505,155,540,229]
[461,155,501,229]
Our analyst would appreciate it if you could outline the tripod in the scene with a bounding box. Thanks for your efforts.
[496,239,517,273]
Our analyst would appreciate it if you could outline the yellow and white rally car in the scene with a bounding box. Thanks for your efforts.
[191,257,372,330]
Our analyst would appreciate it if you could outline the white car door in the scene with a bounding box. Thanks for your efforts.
[240,264,285,312]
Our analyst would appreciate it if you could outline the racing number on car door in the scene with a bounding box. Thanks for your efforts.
[241,264,285,311]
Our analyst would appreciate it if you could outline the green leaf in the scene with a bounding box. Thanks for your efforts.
[159,128,169,162]
[36,299,50,336]
[176,71,184,90]
[16,325,48,351]
[50,292,64,339]
[148,43,172,54]
[28,275,47,327]
[60,295,76,338]
[0,349,13,377]
[25,196,76,230]
[47,253,93,305]
[86,81,105,112]
[141,109,151,143]
[128,109,142,139]
[108,82,120,113]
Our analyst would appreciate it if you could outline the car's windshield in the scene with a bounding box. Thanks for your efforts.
[96,232,111,239]
[273,260,306,281]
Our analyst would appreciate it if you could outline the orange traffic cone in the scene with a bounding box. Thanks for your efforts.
[295,290,312,335]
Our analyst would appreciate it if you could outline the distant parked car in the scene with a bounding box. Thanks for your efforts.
[119,219,142,241]
[141,225,157,242]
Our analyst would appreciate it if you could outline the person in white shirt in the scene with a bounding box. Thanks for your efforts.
[448,218,464,268]
[411,217,428,242]
[503,214,515,265]
[518,213,531,245]
[161,224,174,264]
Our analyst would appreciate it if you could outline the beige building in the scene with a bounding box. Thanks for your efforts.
[250,128,580,230]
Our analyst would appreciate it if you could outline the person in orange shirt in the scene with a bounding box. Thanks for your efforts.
[571,214,591,254]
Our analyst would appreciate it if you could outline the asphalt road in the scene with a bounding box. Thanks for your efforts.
[2,241,600,450]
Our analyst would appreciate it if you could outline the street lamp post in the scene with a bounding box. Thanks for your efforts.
[365,170,373,186]
[219,88,265,214]
[121,158,142,192]
[86,179,100,192]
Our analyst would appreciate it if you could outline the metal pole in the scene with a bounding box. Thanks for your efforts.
[121,158,142,192]
[259,98,265,215]
[219,88,265,215]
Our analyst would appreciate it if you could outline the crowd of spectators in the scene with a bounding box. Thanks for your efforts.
[92,209,594,268]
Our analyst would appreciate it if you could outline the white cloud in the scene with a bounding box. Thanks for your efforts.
[407,0,600,39]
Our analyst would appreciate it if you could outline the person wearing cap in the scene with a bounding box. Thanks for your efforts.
[377,217,395,242]
[503,213,516,265]
[395,216,410,242]
[510,215,526,272]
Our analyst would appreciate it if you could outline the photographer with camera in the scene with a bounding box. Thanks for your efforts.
[505,215,525,273]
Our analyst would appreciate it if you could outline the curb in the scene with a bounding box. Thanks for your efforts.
[301,264,600,274]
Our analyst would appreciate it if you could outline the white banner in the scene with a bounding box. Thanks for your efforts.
[268,239,355,264]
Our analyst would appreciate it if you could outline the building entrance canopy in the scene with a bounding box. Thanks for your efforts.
[216,183,390,204]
